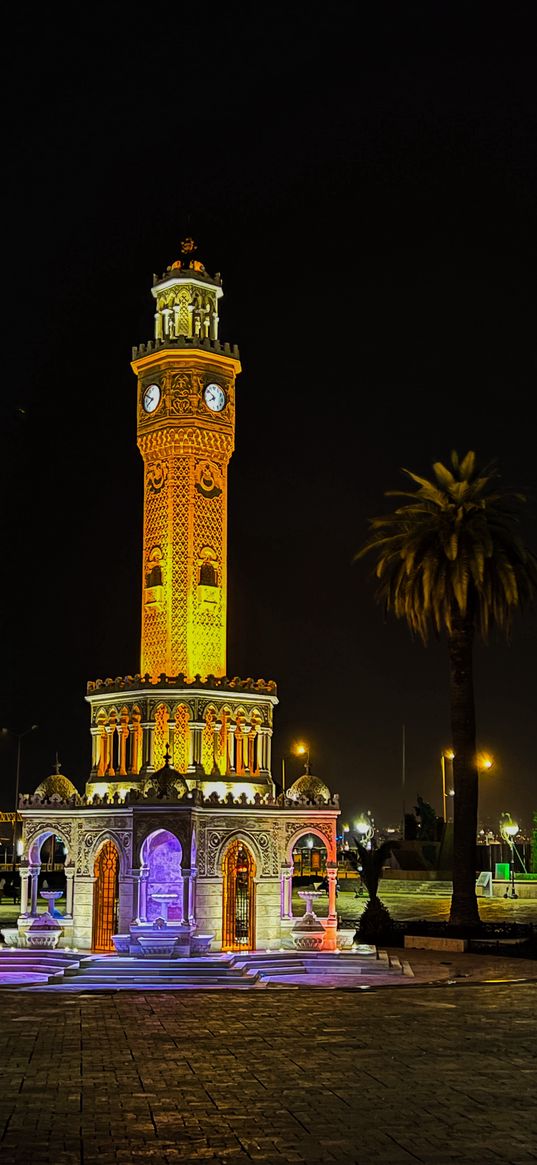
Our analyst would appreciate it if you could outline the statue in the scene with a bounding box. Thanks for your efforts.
[415,794,437,842]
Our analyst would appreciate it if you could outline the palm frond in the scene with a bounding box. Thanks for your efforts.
[354,450,537,643]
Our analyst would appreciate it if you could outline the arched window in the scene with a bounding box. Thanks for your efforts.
[146,563,163,588]
[92,842,119,952]
[199,560,217,586]
[222,840,256,951]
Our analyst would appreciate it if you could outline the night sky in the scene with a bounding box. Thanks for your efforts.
[1,7,536,832]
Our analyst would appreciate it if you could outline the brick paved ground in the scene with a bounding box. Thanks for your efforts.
[0,983,536,1165]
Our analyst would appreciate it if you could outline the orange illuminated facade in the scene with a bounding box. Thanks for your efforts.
[133,260,240,680]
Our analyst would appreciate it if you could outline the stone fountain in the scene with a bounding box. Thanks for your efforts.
[292,889,325,951]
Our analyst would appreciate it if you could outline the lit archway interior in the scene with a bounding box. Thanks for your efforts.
[292,833,328,915]
[140,829,182,922]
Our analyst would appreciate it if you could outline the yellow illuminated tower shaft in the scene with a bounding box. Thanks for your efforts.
[132,251,241,680]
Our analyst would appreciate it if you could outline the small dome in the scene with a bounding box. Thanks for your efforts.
[141,748,188,799]
[286,773,331,802]
[34,773,80,801]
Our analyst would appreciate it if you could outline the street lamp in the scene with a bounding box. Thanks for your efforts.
[295,742,310,772]
[1,725,38,878]
[499,813,519,899]
[441,749,494,823]
[354,813,374,847]
[281,741,310,792]
[440,749,454,823]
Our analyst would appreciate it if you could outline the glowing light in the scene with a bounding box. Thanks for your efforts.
[134,337,240,680]
[477,752,494,772]
[90,783,110,798]
[443,749,455,760]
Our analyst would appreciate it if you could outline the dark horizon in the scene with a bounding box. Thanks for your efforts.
[1,8,536,832]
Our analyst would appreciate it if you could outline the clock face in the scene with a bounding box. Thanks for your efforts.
[204,383,226,412]
[142,383,161,414]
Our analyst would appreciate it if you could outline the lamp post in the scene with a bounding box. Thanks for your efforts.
[354,812,374,848]
[1,725,38,880]
[440,749,455,823]
[295,742,310,772]
[500,814,519,899]
[441,749,493,824]
[281,741,310,792]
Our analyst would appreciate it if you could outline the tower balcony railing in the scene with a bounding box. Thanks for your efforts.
[18,788,340,811]
[87,674,277,696]
[132,336,240,361]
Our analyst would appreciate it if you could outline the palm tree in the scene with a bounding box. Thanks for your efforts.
[354,839,398,942]
[356,451,537,927]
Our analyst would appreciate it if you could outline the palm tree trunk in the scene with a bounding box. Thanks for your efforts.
[448,611,480,927]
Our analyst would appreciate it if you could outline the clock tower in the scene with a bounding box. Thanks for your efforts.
[132,242,241,681]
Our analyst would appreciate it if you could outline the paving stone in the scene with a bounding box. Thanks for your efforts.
[0,985,536,1162]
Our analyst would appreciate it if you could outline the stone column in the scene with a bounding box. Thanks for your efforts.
[131,868,141,923]
[258,730,269,773]
[65,865,75,917]
[326,862,338,922]
[119,727,128,776]
[139,867,149,922]
[181,869,191,925]
[188,866,197,924]
[29,864,40,916]
[19,863,30,915]
[140,724,153,775]
[191,723,203,768]
[90,730,100,775]
[280,863,293,918]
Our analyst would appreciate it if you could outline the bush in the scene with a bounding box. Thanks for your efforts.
[355,898,395,944]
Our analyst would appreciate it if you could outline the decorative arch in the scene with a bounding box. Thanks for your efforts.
[233,707,247,775]
[247,708,262,775]
[215,705,232,773]
[140,828,183,923]
[152,702,171,769]
[285,824,336,865]
[96,707,108,776]
[173,702,190,773]
[222,838,256,951]
[215,829,264,875]
[129,705,143,774]
[27,825,71,866]
[88,830,129,877]
[201,704,217,774]
[92,840,120,952]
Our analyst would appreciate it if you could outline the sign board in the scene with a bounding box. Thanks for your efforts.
[495,862,510,881]
[476,870,493,897]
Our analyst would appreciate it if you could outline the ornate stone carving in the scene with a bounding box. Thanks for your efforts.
[146,462,169,492]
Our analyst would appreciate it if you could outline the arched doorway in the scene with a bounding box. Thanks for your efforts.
[92,842,119,952]
[222,840,256,951]
[140,829,182,922]
[284,831,329,919]
[25,830,70,918]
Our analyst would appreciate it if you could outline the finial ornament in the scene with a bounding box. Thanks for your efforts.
[180,237,196,255]
[53,752,61,774]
